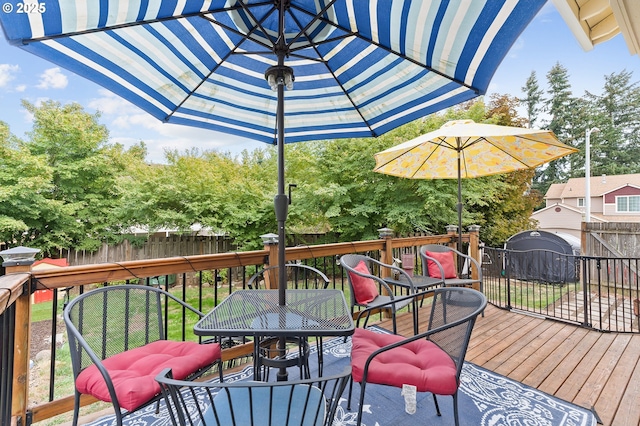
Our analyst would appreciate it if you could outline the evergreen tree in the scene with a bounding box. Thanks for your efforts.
[535,63,575,193]
[520,71,544,128]
[581,70,640,176]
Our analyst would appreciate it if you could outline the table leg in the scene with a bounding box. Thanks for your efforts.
[277,335,288,381]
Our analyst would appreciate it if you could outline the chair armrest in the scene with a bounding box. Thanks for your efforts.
[248,263,331,288]
[446,248,483,281]
[353,288,435,331]
[366,257,418,292]
[345,265,397,300]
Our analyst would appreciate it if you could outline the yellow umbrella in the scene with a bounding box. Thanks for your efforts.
[374,119,578,250]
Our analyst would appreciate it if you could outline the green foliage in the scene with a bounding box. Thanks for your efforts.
[520,71,545,128]
[3,63,638,252]
[0,101,146,254]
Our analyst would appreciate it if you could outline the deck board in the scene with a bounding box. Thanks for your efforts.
[374,303,640,426]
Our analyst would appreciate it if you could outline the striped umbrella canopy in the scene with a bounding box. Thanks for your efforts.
[0,1,546,311]
[374,119,578,251]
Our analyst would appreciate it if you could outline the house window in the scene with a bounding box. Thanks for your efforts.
[577,198,585,207]
[616,195,640,212]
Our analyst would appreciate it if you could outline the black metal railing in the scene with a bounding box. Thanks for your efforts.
[0,302,15,426]
[483,247,640,333]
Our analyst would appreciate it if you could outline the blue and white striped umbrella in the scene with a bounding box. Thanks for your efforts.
[1,0,545,315]
[1,0,545,144]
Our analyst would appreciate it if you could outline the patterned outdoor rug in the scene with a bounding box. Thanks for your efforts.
[88,329,597,426]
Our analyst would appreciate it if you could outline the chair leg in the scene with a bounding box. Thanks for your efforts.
[72,391,81,426]
[347,376,353,409]
[317,337,324,377]
[453,392,460,426]
[356,382,367,426]
[432,394,441,416]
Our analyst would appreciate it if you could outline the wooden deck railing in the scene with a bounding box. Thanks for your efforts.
[1,229,480,426]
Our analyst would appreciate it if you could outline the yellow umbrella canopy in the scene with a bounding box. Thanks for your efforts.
[374,120,578,179]
[374,119,578,250]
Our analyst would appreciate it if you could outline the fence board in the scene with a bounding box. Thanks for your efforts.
[59,235,234,266]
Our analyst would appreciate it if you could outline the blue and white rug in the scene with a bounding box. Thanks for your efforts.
[88,331,597,426]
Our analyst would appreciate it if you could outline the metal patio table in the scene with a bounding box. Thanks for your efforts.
[383,274,444,292]
[194,289,354,381]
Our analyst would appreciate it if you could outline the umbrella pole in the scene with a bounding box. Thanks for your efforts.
[274,2,288,381]
[457,146,463,265]
[276,83,287,309]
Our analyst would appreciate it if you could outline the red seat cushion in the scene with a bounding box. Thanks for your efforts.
[348,261,379,304]
[425,250,458,279]
[76,340,221,411]
[350,328,458,395]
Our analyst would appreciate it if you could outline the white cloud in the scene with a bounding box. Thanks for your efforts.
[90,89,261,163]
[0,64,20,88]
[36,67,68,89]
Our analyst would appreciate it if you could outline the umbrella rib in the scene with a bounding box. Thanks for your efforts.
[167,4,279,121]
[347,38,479,94]
[12,5,243,44]
[287,0,340,48]
[471,134,573,168]
[285,4,376,135]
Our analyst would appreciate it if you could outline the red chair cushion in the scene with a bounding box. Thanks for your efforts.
[350,328,458,395]
[348,261,379,304]
[76,340,221,411]
[426,250,458,279]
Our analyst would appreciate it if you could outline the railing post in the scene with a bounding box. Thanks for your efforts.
[445,224,458,248]
[377,228,395,277]
[446,224,460,271]
[468,225,481,291]
[0,247,39,426]
[505,249,512,310]
[581,257,590,327]
[260,233,279,289]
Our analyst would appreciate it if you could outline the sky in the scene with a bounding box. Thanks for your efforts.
[0,3,638,164]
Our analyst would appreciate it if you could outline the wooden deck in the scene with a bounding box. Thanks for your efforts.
[376,303,640,426]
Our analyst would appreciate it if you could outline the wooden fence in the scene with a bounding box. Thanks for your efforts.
[56,234,234,266]
[582,222,640,258]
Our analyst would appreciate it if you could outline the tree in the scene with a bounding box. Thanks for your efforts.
[579,70,640,176]
[520,71,544,128]
[0,121,55,245]
[534,63,576,193]
[287,98,536,246]
[3,100,144,254]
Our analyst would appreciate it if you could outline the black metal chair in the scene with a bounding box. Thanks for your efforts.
[348,287,487,426]
[156,366,351,426]
[420,244,483,291]
[247,263,330,379]
[64,284,223,426]
[339,254,415,334]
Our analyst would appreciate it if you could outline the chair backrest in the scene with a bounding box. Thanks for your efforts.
[425,287,487,378]
[64,285,200,373]
[420,244,455,277]
[248,263,330,290]
[156,366,351,426]
[339,254,376,306]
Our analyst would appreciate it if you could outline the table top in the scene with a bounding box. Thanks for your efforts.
[384,274,443,289]
[194,289,355,338]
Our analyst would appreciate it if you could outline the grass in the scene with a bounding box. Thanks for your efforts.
[486,279,579,311]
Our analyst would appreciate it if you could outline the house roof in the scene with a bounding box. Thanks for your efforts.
[545,173,640,198]
[552,0,640,55]
[33,258,69,269]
